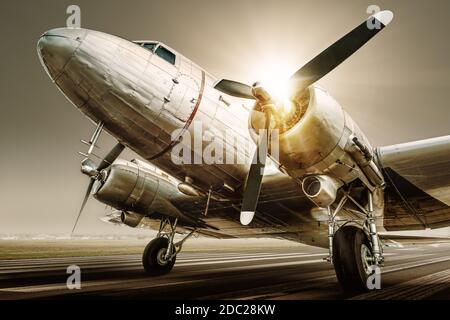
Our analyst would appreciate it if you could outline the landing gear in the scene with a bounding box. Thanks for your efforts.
[142,237,176,275]
[326,189,384,294]
[333,226,375,294]
[142,217,196,276]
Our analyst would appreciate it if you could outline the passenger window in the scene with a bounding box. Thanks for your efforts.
[155,45,176,65]
[143,42,157,52]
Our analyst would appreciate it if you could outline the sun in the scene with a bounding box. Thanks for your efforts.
[257,62,294,102]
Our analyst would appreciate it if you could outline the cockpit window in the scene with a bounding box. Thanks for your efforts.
[155,45,176,65]
[143,42,157,52]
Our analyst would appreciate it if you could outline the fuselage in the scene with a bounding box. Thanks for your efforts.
[37,27,450,245]
[37,27,379,196]
[36,27,381,246]
[38,28,257,197]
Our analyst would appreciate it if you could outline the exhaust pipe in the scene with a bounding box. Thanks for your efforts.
[120,211,143,228]
[302,175,341,208]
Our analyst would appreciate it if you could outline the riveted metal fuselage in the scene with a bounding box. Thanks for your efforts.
[37,28,450,245]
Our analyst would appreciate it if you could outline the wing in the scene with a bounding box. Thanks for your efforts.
[174,170,320,242]
[377,135,450,231]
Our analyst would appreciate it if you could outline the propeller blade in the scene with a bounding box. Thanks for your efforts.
[240,155,265,225]
[71,178,94,235]
[214,79,254,100]
[97,142,125,171]
[72,142,125,235]
[289,10,393,97]
[240,112,272,225]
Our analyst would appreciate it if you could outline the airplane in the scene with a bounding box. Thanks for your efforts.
[36,9,450,293]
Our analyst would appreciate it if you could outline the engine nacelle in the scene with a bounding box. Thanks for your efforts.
[250,86,384,189]
[92,160,186,220]
[302,175,341,208]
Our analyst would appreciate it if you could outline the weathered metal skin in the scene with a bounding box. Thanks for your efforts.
[36,28,382,245]
[37,27,450,246]
[39,28,253,195]
[279,87,362,182]
[378,136,450,230]
[93,160,193,222]
[250,86,379,189]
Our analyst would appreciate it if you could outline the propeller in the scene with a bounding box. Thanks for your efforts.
[215,11,393,100]
[214,79,253,100]
[240,104,273,225]
[288,10,393,98]
[71,142,125,234]
[214,10,393,225]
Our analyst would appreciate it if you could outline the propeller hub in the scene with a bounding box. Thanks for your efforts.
[81,158,98,178]
[251,82,272,103]
[98,169,109,182]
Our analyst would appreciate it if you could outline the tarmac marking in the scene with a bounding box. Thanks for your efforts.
[1,251,449,299]
[0,259,326,295]
[0,253,328,273]
[0,252,319,266]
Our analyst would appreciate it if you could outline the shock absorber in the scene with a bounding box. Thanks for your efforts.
[367,191,383,264]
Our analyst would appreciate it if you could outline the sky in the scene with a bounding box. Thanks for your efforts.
[0,0,449,236]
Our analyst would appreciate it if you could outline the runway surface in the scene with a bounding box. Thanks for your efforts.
[0,242,449,300]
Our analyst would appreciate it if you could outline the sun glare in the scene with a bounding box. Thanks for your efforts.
[257,63,293,102]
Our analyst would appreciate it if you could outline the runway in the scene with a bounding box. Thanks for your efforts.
[0,242,449,300]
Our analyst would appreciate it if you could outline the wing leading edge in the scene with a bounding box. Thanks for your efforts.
[378,135,450,230]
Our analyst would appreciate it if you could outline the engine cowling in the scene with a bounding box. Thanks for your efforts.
[92,160,187,220]
[250,86,383,189]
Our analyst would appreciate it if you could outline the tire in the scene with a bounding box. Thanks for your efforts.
[142,237,176,275]
[332,226,374,294]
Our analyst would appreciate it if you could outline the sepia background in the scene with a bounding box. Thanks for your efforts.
[0,0,449,236]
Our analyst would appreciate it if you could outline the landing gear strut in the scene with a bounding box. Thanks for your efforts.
[326,189,384,293]
[142,217,196,275]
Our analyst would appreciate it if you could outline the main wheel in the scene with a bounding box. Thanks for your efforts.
[332,226,375,294]
[142,237,176,275]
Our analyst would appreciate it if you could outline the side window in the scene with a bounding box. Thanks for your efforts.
[155,45,176,65]
[143,42,157,52]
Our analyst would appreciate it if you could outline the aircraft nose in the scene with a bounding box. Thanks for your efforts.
[37,28,86,79]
